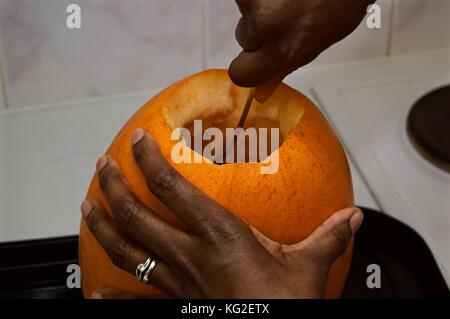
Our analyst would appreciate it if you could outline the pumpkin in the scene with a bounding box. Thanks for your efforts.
[79,69,354,298]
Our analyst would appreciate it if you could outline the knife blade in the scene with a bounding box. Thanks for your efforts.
[214,88,255,164]
[237,88,255,128]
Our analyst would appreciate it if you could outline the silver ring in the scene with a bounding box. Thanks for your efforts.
[135,257,157,284]
[136,257,151,281]
[142,259,157,285]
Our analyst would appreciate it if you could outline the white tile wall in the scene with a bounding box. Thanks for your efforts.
[207,0,241,68]
[313,0,392,65]
[0,0,203,109]
[390,0,450,55]
[0,0,448,109]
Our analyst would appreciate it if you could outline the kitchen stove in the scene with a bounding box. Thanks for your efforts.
[310,50,450,285]
[407,85,450,173]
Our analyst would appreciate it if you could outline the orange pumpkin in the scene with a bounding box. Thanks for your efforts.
[79,69,354,298]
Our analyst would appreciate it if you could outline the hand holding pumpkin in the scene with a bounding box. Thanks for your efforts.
[229,0,376,102]
[81,128,363,299]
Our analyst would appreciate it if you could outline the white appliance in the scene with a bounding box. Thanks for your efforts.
[309,50,450,285]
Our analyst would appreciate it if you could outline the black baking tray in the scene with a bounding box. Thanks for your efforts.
[0,208,448,299]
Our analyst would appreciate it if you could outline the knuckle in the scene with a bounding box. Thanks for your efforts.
[109,240,130,269]
[175,247,197,271]
[150,170,178,196]
[205,224,232,244]
[204,226,227,244]
[203,216,242,245]
[98,167,121,191]
[330,226,351,256]
[114,200,140,232]
[133,143,150,163]
[278,43,298,66]
[86,211,102,234]
[162,239,201,280]
[178,256,202,284]
[289,36,320,67]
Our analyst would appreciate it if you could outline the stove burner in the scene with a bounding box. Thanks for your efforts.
[407,85,450,173]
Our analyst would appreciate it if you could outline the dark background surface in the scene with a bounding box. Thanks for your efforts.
[0,208,448,299]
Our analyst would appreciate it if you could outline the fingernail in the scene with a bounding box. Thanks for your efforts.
[132,128,145,145]
[81,200,93,219]
[91,291,103,299]
[96,155,108,171]
[349,209,364,234]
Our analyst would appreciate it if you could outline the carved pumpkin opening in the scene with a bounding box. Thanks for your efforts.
[162,73,305,163]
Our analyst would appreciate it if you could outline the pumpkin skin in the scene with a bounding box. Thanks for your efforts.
[79,69,354,299]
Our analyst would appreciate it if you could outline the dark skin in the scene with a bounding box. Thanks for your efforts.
[82,0,374,298]
[229,0,376,102]
[82,129,363,299]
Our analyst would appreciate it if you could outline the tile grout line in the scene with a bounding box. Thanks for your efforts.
[385,0,397,57]
[0,30,10,110]
[0,63,8,110]
[201,0,210,69]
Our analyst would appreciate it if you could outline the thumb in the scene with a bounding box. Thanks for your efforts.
[254,74,284,103]
[292,207,364,268]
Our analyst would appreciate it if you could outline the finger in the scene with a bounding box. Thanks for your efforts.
[289,207,363,268]
[228,49,280,87]
[254,74,285,103]
[131,129,242,236]
[96,155,193,265]
[235,17,262,51]
[91,288,166,299]
[81,200,183,296]
[235,0,255,13]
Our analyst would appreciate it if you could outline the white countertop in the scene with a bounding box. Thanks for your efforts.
[0,93,153,242]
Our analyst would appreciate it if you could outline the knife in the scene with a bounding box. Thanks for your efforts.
[237,88,256,128]
[213,88,255,164]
